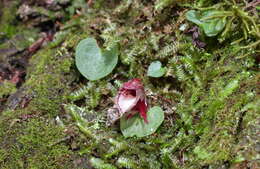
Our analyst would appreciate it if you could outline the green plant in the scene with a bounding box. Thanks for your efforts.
[185,1,260,47]
[186,10,227,36]
[147,61,166,78]
[75,37,118,80]
[120,106,165,137]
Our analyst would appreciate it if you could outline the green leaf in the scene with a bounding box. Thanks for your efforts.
[75,37,118,81]
[186,10,202,26]
[147,61,166,77]
[200,11,227,37]
[186,10,227,37]
[120,106,164,138]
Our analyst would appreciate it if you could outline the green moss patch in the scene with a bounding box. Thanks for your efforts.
[0,0,259,168]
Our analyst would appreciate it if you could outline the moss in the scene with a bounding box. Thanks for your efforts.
[20,32,76,116]
[0,30,77,168]
[0,117,73,169]
[0,0,19,38]
[0,81,16,98]
[1,0,259,168]
[62,1,259,168]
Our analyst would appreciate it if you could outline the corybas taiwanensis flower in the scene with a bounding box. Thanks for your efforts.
[106,78,148,126]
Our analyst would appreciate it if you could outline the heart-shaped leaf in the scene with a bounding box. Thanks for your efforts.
[147,61,166,77]
[186,10,227,37]
[186,10,203,26]
[75,38,118,81]
[200,11,227,37]
[120,106,164,137]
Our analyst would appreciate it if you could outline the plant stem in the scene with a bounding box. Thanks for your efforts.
[240,40,260,49]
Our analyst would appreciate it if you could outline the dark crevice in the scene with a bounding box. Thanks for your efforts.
[235,111,247,142]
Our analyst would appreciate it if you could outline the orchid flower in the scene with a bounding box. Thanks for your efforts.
[106,78,148,126]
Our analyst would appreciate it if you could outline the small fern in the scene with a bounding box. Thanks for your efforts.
[105,138,128,159]
[67,85,88,101]
[90,157,117,169]
[156,41,179,59]
[116,156,139,169]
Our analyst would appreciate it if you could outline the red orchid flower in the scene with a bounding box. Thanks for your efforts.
[115,78,148,123]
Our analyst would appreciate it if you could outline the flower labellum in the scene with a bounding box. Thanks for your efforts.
[106,78,148,126]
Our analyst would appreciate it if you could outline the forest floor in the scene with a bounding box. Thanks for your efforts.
[0,0,259,168]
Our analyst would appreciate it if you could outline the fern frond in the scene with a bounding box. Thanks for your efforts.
[156,41,179,59]
[67,85,88,101]
[116,156,139,169]
[175,65,188,81]
[90,157,117,169]
[105,138,128,159]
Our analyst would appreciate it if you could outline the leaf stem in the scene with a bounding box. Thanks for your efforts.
[231,37,244,45]
[221,17,235,37]
[200,14,233,21]
[240,40,260,49]
[242,24,248,40]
